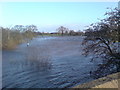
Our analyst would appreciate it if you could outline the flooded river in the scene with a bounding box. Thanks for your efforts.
[2,36,100,88]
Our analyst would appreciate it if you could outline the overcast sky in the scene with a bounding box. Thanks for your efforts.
[0,2,118,32]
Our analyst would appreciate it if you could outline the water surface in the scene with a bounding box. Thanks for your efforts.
[3,36,100,88]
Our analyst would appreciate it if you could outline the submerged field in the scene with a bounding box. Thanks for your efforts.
[2,36,101,88]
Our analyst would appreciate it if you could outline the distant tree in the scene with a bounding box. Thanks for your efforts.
[25,25,38,32]
[12,25,25,32]
[69,30,75,35]
[24,25,38,39]
[56,26,69,36]
[82,8,120,78]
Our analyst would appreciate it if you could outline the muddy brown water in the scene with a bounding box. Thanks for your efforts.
[2,36,101,88]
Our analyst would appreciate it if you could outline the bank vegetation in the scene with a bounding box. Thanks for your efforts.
[1,25,39,50]
[82,8,120,78]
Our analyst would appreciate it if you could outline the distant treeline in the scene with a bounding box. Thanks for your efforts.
[56,26,84,36]
[1,25,40,50]
[1,24,84,50]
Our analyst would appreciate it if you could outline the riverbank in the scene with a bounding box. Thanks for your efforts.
[73,72,120,89]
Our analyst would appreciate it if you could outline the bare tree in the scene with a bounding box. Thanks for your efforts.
[56,26,69,36]
[82,8,120,78]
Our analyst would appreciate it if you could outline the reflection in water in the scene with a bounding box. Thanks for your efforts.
[3,36,99,88]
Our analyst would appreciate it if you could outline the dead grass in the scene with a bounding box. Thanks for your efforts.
[73,72,120,89]
[2,39,17,50]
[25,46,52,70]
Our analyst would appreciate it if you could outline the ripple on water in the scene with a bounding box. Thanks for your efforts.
[3,36,96,88]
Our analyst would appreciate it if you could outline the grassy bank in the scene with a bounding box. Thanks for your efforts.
[73,72,120,89]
